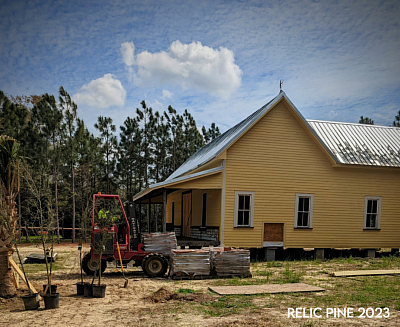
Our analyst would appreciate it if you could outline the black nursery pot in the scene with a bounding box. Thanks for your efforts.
[83,282,93,297]
[92,284,106,298]
[22,293,40,310]
[43,293,60,309]
[76,282,85,295]
[43,284,57,294]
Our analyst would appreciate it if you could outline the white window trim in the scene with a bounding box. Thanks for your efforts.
[294,193,314,229]
[364,196,382,230]
[234,191,255,227]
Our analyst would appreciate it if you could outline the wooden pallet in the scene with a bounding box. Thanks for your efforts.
[210,283,325,295]
[332,269,400,277]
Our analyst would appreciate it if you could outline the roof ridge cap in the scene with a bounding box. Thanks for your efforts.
[308,119,398,129]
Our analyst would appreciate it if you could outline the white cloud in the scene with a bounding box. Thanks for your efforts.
[120,41,135,67]
[122,40,242,98]
[73,74,126,108]
[328,110,338,120]
[162,89,173,99]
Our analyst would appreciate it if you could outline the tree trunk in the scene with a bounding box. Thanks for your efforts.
[155,205,158,232]
[0,250,16,298]
[54,165,60,243]
[53,133,60,243]
[72,161,75,243]
[18,192,21,243]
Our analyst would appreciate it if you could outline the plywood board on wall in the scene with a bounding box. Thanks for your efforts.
[264,223,284,242]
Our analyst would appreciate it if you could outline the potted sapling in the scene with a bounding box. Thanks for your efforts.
[91,208,115,298]
[13,234,40,310]
[76,243,85,295]
[20,157,59,308]
[40,219,59,309]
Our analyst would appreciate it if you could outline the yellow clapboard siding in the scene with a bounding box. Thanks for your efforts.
[166,190,182,225]
[223,98,400,248]
[166,189,221,227]
[169,172,222,189]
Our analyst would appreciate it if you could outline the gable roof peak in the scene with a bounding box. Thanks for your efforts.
[166,91,290,180]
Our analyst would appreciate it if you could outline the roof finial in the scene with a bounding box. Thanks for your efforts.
[279,80,284,92]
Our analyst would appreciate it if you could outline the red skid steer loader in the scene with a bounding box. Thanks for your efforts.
[82,193,168,277]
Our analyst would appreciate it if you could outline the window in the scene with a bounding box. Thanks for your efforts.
[201,193,207,228]
[234,191,254,227]
[364,197,381,229]
[294,194,314,228]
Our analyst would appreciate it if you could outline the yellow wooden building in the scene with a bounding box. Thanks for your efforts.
[133,92,400,253]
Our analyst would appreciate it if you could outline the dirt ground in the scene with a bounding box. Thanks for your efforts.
[1,243,400,327]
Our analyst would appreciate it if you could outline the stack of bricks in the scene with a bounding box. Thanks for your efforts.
[143,232,177,258]
[169,249,210,277]
[210,247,251,277]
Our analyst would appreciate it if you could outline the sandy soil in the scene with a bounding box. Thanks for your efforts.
[1,244,399,327]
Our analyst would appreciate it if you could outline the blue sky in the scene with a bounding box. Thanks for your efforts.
[1,0,400,133]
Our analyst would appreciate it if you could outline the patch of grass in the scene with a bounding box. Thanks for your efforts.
[212,277,268,287]
[276,263,303,283]
[22,261,65,274]
[177,288,200,294]
[255,270,273,281]
[20,235,69,243]
[265,261,283,268]
[202,296,257,317]
[300,321,315,327]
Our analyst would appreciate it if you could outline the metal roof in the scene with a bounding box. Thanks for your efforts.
[133,92,400,202]
[308,120,400,167]
[132,166,223,201]
[166,91,400,180]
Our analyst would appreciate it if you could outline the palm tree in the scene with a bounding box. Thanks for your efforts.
[0,135,20,298]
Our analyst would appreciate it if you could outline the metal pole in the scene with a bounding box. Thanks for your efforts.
[162,189,167,233]
[147,197,150,233]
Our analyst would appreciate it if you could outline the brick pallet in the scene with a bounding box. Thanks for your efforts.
[143,232,177,258]
[210,248,251,277]
[169,249,210,277]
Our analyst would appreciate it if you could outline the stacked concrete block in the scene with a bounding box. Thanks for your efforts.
[189,228,219,241]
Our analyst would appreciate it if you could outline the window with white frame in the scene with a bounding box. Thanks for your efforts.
[234,191,254,227]
[294,194,314,228]
[364,196,381,229]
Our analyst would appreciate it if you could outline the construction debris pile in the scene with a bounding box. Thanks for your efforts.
[169,249,210,277]
[210,247,251,277]
[143,232,177,258]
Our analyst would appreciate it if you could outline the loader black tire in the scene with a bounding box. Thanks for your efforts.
[82,252,107,276]
[141,253,168,278]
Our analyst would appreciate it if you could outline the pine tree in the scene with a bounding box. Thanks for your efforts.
[393,111,400,127]
[75,118,98,241]
[136,101,155,189]
[59,86,78,243]
[31,94,63,242]
[202,122,221,144]
[359,116,374,125]
[119,116,142,197]
[94,116,117,194]
[182,109,204,162]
